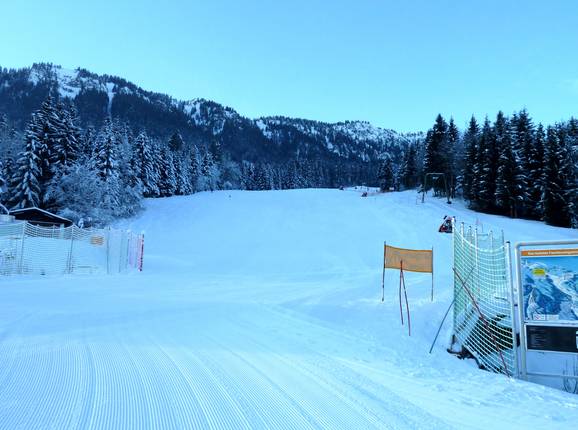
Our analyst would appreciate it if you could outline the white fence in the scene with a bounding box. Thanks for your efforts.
[0,222,144,276]
[452,223,517,377]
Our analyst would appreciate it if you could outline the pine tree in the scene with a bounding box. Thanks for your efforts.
[477,115,499,212]
[9,114,43,208]
[175,152,193,195]
[423,114,448,195]
[168,132,185,152]
[91,118,122,210]
[93,118,117,182]
[495,128,520,217]
[509,109,535,217]
[541,126,572,227]
[446,117,459,197]
[189,145,201,193]
[556,125,577,226]
[377,154,396,191]
[134,132,159,197]
[424,115,448,172]
[52,101,80,170]
[462,116,479,202]
[401,144,418,189]
[199,150,219,192]
[158,146,177,197]
[532,124,546,218]
[494,112,524,217]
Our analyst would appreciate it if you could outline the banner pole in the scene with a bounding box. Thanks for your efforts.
[401,261,411,336]
[382,241,386,302]
[431,246,434,301]
[398,260,404,325]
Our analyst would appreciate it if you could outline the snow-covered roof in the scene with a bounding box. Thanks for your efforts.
[10,207,72,224]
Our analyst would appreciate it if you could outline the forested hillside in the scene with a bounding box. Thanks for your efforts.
[0,63,419,225]
[381,111,578,228]
[1,63,576,228]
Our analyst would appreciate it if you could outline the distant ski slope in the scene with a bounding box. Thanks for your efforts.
[0,189,577,429]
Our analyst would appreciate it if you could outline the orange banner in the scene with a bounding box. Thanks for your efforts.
[521,248,578,257]
[384,245,433,273]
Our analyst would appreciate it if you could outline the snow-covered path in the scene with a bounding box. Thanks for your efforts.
[1,189,578,429]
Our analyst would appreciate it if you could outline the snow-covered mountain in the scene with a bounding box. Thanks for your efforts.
[522,261,578,320]
[0,63,421,165]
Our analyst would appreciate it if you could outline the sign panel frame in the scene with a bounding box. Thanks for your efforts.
[514,240,578,383]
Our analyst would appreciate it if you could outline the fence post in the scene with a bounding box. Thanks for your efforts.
[106,228,110,275]
[118,230,125,273]
[67,226,75,274]
[18,222,26,274]
[505,241,519,378]
[474,227,480,296]
[139,232,145,272]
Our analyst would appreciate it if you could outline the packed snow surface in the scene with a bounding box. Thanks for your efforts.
[1,189,578,429]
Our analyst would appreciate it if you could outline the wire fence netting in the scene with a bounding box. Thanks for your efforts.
[453,223,517,376]
[0,221,144,276]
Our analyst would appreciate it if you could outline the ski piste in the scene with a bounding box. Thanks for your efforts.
[1,189,577,429]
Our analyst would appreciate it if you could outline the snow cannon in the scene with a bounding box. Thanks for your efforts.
[438,216,455,233]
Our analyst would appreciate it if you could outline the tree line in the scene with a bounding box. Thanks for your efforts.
[377,110,578,228]
[0,96,371,226]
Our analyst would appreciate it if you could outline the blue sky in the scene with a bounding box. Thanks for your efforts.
[1,0,577,131]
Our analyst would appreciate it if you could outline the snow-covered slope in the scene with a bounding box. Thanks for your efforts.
[1,190,577,429]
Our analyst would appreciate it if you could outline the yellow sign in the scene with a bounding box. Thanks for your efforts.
[90,236,104,246]
[384,245,433,273]
[532,268,546,277]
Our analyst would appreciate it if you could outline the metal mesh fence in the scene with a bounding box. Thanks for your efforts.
[453,223,517,376]
[0,221,144,276]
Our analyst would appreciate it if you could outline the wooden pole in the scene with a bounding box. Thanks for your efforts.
[382,241,386,302]
[431,246,434,301]
[400,261,411,336]
[398,260,404,325]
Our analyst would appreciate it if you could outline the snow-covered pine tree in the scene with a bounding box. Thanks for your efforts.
[113,123,143,216]
[510,109,535,217]
[0,113,7,132]
[532,124,546,218]
[199,150,220,192]
[477,115,499,212]
[400,144,418,189]
[168,132,192,195]
[34,96,63,196]
[93,118,118,182]
[134,131,159,197]
[189,145,201,193]
[495,115,521,217]
[280,161,295,189]
[158,146,177,197]
[48,162,106,226]
[176,152,193,195]
[240,161,254,190]
[9,113,43,209]
[168,132,185,152]
[565,118,578,225]
[0,159,5,204]
[377,154,396,192]
[423,114,447,174]
[80,126,97,162]
[461,116,479,202]
[556,124,577,226]
[52,102,80,170]
[446,117,459,197]
[91,118,123,211]
[541,126,572,227]
[423,114,448,195]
